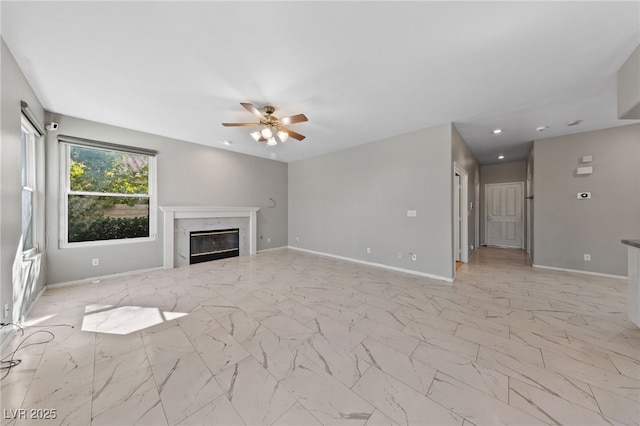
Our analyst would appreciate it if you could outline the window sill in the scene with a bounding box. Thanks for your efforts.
[61,235,156,249]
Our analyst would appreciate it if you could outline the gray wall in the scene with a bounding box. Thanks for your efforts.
[452,125,480,259]
[1,39,46,343]
[617,45,640,119]
[288,123,454,280]
[479,161,527,245]
[533,124,640,276]
[45,114,288,284]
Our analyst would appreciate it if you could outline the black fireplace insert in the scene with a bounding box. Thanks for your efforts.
[189,228,239,264]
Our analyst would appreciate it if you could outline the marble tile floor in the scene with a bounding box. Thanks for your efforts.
[1,247,639,426]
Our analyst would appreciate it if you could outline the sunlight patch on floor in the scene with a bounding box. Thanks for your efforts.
[81,305,187,335]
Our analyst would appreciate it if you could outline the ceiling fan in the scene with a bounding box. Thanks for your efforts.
[222,103,308,146]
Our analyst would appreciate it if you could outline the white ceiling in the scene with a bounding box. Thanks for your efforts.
[2,1,639,164]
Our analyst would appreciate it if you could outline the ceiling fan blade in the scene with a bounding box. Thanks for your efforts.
[279,114,308,125]
[222,122,260,127]
[241,103,267,120]
[282,127,306,141]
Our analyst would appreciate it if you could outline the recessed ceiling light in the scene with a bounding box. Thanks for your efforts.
[536,126,548,132]
[492,129,503,134]
[567,120,583,126]
[498,154,505,160]
[222,140,233,145]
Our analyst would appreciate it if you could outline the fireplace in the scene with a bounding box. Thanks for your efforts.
[189,228,239,264]
[160,206,259,269]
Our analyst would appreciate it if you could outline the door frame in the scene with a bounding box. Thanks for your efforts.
[484,181,524,249]
[453,162,469,270]
[475,180,480,254]
[454,174,460,263]
[526,198,532,255]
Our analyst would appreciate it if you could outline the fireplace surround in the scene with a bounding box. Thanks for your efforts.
[160,206,260,269]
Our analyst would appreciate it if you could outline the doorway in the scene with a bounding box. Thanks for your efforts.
[485,182,524,248]
[453,163,469,275]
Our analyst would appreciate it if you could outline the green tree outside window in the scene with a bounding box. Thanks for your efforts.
[68,146,150,243]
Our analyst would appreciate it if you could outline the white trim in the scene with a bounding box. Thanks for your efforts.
[47,266,164,288]
[61,236,157,249]
[21,117,38,253]
[475,180,480,254]
[257,246,288,253]
[59,144,157,248]
[67,190,149,198]
[532,264,627,280]
[288,246,453,283]
[160,206,260,269]
[453,162,469,279]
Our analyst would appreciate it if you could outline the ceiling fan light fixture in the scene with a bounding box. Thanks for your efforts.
[277,130,289,143]
[222,103,308,146]
[261,127,273,138]
[250,131,262,141]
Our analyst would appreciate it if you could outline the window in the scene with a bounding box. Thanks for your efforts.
[21,117,37,253]
[60,137,157,246]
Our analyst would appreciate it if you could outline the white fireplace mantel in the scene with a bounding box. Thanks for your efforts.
[160,206,260,269]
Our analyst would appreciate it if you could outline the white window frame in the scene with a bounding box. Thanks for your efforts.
[21,116,38,256]
[59,142,157,248]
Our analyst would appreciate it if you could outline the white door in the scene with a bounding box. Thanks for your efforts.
[486,182,523,248]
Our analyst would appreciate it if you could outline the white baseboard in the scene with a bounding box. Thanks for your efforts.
[532,264,627,280]
[47,266,164,289]
[287,246,453,283]
[257,246,288,253]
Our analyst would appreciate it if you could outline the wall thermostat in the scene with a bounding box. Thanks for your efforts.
[578,192,591,199]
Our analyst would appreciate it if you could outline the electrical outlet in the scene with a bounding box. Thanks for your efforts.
[366,247,371,254]
[584,254,591,261]
[296,236,299,242]
[397,252,402,259]
[411,253,417,261]
[471,244,474,251]
[92,258,99,266]
[267,237,271,243]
